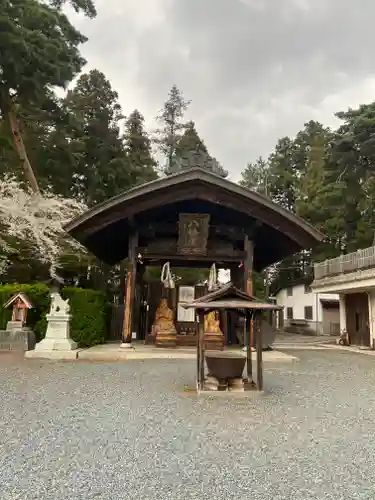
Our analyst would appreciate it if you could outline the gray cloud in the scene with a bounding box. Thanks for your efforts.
[71,0,375,179]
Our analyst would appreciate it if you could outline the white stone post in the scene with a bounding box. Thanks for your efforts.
[339,294,347,334]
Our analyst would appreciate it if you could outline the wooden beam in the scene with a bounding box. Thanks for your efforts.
[139,251,245,266]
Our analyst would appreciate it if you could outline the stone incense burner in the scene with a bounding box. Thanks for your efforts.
[205,350,246,380]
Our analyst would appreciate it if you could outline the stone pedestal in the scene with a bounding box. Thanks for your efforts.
[204,376,219,391]
[6,321,24,332]
[34,313,76,351]
[25,293,77,359]
[120,342,134,349]
[0,326,35,351]
[228,378,245,392]
[155,330,177,348]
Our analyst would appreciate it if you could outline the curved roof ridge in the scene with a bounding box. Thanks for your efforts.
[64,167,323,242]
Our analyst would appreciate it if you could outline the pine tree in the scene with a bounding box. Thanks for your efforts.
[155,85,190,171]
[267,137,297,212]
[0,0,96,193]
[63,69,130,205]
[123,109,158,185]
[239,157,270,195]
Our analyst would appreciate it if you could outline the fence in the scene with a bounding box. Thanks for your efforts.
[314,246,375,280]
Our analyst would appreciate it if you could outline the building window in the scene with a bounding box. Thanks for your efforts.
[287,287,293,297]
[304,284,312,294]
[287,307,293,319]
[304,306,313,320]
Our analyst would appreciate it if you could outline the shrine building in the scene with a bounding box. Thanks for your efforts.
[65,167,323,348]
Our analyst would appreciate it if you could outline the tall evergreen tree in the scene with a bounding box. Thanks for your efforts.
[267,137,297,212]
[155,85,190,171]
[0,0,96,193]
[123,109,158,185]
[239,157,270,195]
[63,69,130,205]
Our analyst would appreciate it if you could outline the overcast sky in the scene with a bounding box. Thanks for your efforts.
[70,0,375,180]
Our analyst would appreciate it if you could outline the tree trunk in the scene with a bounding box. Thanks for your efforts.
[7,107,40,194]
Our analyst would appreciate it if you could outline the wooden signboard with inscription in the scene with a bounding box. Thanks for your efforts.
[177,213,210,256]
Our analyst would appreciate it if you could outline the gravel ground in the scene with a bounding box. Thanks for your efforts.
[1,350,375,500]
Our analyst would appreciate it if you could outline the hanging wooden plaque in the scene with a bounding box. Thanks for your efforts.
[178,213,210,255]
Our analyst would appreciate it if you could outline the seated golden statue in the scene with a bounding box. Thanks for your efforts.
[153,298,177,333]
[204,310,222,334]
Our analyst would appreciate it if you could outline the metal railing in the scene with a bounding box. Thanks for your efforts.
[314,246,375,280]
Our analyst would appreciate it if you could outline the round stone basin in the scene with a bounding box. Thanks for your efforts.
[205,351,246,380]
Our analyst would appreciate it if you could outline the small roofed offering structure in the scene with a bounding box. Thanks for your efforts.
[183,283,282,392]
[4,292,33,326]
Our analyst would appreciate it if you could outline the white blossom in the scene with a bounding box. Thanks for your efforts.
[0,176,87,282]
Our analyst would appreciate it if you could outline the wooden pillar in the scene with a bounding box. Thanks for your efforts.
[196,310,205,392]
[255,312,263,390]
[244,235,254,295]
[244,235,255,348]
[121,230,138,346]
[246,310,253,383]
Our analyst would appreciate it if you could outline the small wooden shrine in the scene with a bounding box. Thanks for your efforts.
[4,292,33,326]
[184,283,282,391]
[65,167,323,346]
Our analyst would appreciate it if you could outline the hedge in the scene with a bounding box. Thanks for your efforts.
[0,284,50,337]
[0,284,108,347]
[61,287,107,347]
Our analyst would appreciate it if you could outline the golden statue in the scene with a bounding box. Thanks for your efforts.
[153,298,177,333]
[204,310,222,334]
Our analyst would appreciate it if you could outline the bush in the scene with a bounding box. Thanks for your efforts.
[0,283,50,339]
[61,287,107,347]
[0,284,108,346]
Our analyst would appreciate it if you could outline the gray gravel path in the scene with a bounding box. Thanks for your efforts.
[1,350,375,500]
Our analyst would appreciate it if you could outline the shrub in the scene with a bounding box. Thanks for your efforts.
[61,287,107,347]
[0,284,108,346]
[0,283,50,339]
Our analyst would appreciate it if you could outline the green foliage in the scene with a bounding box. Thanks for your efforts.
[0,284,107,346]
[61,69,132,205]
[123,109,158,185]
[0,283,50,332]
[239,157,269,195]
[155,84,190,169]
[0,0,94,111]
[62,287,107,347]
[239,116,371,292]
[168,121,228,177]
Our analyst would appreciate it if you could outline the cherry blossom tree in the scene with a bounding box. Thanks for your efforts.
[0,176,87,282]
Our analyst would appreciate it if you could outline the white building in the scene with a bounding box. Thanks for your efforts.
[312,246,375,347]
[275,283,340,335]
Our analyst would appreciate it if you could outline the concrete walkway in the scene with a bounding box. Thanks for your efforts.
[77,343,298,362]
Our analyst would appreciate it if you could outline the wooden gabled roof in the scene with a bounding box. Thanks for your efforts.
[191,282,261,303]
[185,282,282,311]
[3,292,33,309]
[64,167,323,268]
